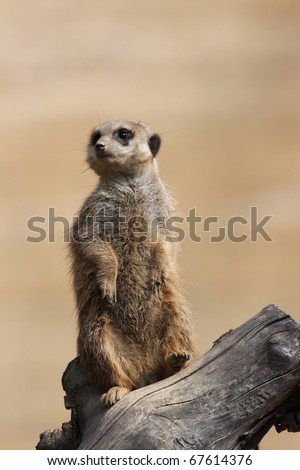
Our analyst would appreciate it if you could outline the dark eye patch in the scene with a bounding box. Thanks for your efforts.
[89,129,101,147]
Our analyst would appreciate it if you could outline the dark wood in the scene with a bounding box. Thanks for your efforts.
[36,304,300,450]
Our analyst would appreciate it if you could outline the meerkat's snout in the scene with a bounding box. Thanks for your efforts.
[95,142,106,152]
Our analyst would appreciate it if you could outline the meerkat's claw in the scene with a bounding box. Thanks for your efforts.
[153,280,161,293]
[101,386,130,407]
[152,271,167,294]
[169,352,190,370]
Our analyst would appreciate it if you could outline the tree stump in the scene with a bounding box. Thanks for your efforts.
[36,304,300,450]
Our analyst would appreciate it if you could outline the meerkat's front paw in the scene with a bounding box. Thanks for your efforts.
[101,386,130,407]
[151,269,167,293]
[98,278,117,303]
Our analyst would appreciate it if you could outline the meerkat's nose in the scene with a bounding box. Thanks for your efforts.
[95,142,106,151]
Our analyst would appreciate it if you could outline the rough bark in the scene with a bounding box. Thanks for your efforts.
[36,304,300,450]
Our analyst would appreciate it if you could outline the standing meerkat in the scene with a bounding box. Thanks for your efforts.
[70,119,195,406]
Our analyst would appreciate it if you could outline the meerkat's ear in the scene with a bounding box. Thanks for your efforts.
[148,134,161,157]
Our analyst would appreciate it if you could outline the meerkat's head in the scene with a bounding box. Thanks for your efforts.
[87,120,161,176]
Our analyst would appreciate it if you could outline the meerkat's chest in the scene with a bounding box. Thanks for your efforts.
[91,187,167,245]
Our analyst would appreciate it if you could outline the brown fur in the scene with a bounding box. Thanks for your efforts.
[70,120,195,406]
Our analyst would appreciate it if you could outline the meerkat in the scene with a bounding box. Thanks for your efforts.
[70,119,195,406]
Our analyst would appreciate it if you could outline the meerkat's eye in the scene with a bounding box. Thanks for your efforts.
[90,129,101,147]
[117,128,133,140]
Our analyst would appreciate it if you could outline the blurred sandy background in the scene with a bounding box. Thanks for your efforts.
[1,0,300,450]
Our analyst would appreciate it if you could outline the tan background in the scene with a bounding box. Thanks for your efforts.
[1,0,300,450]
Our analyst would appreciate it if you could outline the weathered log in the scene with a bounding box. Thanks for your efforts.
[36,304,300,450]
